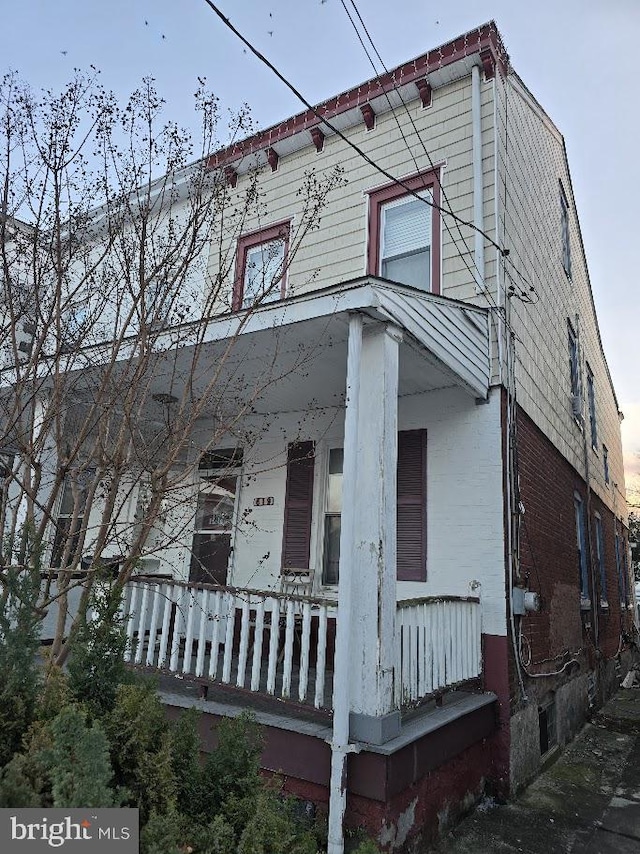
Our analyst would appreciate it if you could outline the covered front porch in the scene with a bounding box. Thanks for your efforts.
[113,275,498,737]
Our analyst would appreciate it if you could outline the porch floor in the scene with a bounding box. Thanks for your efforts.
[131,662,494,752]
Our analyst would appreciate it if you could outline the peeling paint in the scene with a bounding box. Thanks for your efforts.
[378,797,417,850]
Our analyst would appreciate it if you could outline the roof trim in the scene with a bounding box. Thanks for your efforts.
[205,21,509,171]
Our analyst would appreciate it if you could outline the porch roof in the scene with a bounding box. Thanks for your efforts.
[14,278,490,414]
[197,277,491,401]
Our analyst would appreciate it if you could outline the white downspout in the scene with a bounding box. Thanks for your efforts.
[472,64,485,294]
[327,313,363,854]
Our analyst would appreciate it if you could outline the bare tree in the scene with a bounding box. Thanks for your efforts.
[0,70,345,664]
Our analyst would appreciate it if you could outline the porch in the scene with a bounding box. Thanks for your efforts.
[122,576,483,715]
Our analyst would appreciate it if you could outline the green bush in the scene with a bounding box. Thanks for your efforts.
[67,579,130,718]
[45,705,120,808]
[0,566,42,766]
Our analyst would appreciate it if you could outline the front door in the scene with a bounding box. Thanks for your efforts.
[189,475,238,585]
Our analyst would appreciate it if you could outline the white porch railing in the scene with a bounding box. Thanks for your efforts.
[394,596,482,706]
[122,578,337,709]
[121,582,482,712]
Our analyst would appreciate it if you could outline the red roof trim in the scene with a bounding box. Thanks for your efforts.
[206,23,508,171]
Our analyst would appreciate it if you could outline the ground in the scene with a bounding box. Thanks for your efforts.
[428,689,640,853]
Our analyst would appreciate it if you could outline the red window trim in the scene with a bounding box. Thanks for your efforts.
[366,168,442,295]
[233,219,291,312]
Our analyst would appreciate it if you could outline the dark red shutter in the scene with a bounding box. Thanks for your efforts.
[397,430,427,581]
[282,441,315,568]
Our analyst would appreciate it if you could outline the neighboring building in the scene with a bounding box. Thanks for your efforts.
[3,21,634,853]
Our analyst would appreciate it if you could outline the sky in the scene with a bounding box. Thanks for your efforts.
[3,0,639,506]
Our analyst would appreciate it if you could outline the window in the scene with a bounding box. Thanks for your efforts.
[189,447,243,585]
[560,181,571,277]
[61,302,88,351]
[142,279,170,330]
[574,493,590,608]
[318,430,427,585]
[567,321,581,416]
[233,221,290,311]
[367,169,441,295]
[51,474,91,567]
[603,445,610,485]
[586,365,597,448]
[615,531,628,607]
[538,700,557,755]
[322,447,343,585]
[594,513,607,608]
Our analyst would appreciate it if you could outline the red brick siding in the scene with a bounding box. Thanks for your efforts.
[515,404,632,680]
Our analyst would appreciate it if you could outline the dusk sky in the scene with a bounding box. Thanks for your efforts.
[4,0,639,505]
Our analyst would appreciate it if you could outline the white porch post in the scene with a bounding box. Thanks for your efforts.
[328,317,401,854]
[348,321,402,739]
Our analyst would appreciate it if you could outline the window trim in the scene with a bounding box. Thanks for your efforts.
[233,220,291,312]
[366,168,442,295]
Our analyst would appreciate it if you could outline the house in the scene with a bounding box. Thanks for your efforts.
[1,21,634,854]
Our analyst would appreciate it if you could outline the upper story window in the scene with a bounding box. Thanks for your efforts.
[233,221,290,311]
[586,364,597,448]
[367,169,441,295]
[567,320,581,414]
[603,445,610,485]
[560,181,571,278]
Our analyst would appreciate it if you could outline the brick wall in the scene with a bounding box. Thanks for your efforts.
[514,403,632,703]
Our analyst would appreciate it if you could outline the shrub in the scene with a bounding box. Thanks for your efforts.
[66,578,130,717]
[0,565,42,766]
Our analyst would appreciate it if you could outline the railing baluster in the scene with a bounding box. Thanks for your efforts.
[124,584,138,663]
[145,584,162,668]
[221,593,236,684]
[169,587,184,672]
[182,587,196,674]
[266,598,280,695]
[208,591,223,679]
[298,603,312,702]
[314,606,327,709]
[236,597,251,688]
[134,583,150,664]
[250,600,265,691]
[157,584,173,668]
[195,588,209,678]
[281,601,295,698]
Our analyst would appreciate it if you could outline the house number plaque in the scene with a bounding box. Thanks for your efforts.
[253,497,274,506]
